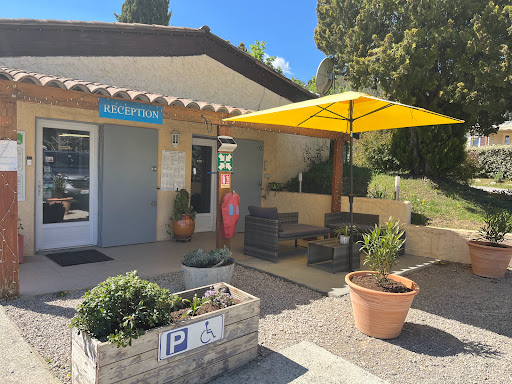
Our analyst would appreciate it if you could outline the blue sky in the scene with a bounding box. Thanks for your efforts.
[1,0,326,82]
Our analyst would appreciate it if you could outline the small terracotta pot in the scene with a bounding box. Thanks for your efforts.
[467,240,512,279]
[345,271,420,339]
[172,215,195,241]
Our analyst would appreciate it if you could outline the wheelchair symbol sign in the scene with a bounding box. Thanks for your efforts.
[159,314,225,360]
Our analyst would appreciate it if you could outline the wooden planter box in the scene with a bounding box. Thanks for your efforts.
[71,283,260,384]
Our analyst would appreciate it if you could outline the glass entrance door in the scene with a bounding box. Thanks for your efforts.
[36,119,98,251]
[191,138,216,232]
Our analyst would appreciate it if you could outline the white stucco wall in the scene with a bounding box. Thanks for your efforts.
[0,55,292,111]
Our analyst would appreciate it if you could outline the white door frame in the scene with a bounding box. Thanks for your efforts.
[35,119,99,251]
[192,137,217,232]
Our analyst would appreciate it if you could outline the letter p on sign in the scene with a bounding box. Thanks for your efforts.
[165,329,188,356]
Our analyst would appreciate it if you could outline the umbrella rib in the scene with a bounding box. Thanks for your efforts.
[315,115,349,121]
[353,103,394,121]
[297,102,337,126]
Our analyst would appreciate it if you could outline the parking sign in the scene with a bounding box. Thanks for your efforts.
[158,314,225,360]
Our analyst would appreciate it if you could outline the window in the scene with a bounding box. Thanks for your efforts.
[505,135,510,145]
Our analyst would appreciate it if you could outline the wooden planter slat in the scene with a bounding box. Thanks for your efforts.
[99,318,258,383]
[114,332,258,384]
[171,348,258,384]
[71,342,97,384]
[72,283,260,384]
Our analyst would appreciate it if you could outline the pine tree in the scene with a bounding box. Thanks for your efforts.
[115,0,172,26]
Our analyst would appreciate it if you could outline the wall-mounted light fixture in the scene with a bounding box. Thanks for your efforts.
[171,130,180,148]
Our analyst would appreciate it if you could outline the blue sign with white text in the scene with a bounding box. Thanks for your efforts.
[98,97,163,125]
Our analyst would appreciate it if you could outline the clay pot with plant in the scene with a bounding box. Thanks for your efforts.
[167,189,196,241]
[47,174,73,214]
[345,219,419,339]
[467,208,512,279]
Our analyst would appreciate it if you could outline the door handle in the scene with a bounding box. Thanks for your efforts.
[151,201,157,207]
[257,182,262,186]
[38,183,42,196]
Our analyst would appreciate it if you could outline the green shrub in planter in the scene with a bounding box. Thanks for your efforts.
[183,246,233,268]
[70,271,184,347]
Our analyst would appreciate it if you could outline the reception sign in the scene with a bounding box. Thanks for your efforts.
[99,98,163,125]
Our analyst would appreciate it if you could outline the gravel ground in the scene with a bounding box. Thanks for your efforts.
[2,263,512,384]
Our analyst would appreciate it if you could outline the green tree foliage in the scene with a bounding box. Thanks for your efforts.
[115,0,172,26]
[315,0,512,176]
[238,41,284,75]
[354,130,400,173]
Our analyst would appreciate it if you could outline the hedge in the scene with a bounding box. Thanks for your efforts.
[468,145,512,179]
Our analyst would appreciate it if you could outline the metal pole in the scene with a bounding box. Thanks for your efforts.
[349,100,354,271]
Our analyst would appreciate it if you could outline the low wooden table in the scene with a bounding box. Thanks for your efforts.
[307,238,360,273]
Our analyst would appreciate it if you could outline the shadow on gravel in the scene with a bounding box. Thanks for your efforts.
[387,323,502,358]
[3,292,82,320]
[231,266,325,317]
[407,263,512,338]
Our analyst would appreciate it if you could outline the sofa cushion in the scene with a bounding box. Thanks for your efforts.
[278,224,330,239]
[248,206,278,220]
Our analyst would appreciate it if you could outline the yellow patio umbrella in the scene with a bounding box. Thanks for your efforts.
[224,91,464,269]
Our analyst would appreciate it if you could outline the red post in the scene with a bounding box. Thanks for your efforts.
[0,99,19,299]
[216,125,232,249]
[331,138,344,212]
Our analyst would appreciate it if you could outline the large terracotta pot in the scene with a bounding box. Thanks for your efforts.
[345,271,420,339]
[172,214,195,241]
[467,240,512,279]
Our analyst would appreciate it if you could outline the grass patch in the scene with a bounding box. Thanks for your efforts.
[368,175,512,230]
[471,178,512,190]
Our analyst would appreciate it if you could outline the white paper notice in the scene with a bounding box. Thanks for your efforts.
[0,140,17,171]
[161,150,186,191]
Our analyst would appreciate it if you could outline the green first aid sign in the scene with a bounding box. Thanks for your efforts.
[218,153,233,171]
[17,132,23,145]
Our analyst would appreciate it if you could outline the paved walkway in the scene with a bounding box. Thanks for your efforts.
[0,306,60,384]
[20,233,433,297]
[211,341,388,384]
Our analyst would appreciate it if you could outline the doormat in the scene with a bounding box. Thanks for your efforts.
[45,250,114,267]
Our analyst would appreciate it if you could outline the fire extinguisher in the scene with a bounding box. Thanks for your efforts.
[221,192,240,238]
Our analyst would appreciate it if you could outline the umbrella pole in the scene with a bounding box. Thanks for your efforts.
[349,100,354,271]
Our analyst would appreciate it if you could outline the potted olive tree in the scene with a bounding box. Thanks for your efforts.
[467,208,512,278]
[70,271,259,384]
[182,247,235,290]
[345,220,420,339]
[168,189,196,241]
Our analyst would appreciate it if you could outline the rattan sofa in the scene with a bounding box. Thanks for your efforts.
[244,211,330,262]
[324,211,405,255]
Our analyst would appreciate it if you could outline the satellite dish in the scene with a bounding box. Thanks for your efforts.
[316,57,334,96]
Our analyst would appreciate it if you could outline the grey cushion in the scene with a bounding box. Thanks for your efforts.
[278,224,330,239]
[248,206,278,220]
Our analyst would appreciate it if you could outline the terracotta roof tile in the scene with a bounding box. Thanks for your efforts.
[0,66,251,114]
